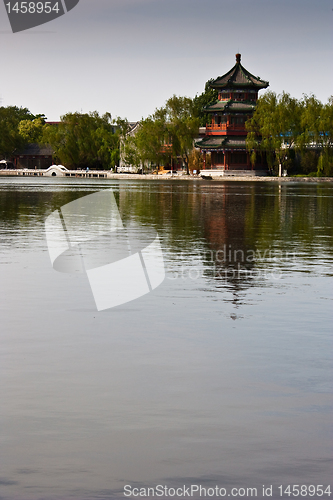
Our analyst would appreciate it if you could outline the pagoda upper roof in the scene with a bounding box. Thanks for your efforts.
[204,100,256,113]
[210,54,269,90]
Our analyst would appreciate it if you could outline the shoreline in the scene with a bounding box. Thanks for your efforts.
[106,174,333,183]
[109,174,333,182]
[0,169,332,183]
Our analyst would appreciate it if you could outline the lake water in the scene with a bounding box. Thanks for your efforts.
[0,178,332,500]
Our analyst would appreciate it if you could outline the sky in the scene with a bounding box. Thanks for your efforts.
[1,0,332,122]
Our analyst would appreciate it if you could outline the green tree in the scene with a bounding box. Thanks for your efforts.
[121,134,142,170]
[318,96,333,175]
[165,95,200,174]
[18,116,45,143]
[246,91,303,175]
[42,111,122,169]
[122,108,169,171]
[122,97,200,174]
[193,79,219,127]
[188,148,203,173]
[0,106,35,159]
[135,108,168,169]
[299,95,333,176]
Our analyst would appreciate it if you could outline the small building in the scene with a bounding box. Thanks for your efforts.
[195,54,269,174]
[13,143,54,169]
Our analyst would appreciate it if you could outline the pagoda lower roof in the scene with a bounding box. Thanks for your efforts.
[195,136,247,150]
[211,55,269,90]
[205,100,256,113]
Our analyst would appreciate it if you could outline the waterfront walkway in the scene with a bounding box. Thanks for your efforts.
[0,168,332,182]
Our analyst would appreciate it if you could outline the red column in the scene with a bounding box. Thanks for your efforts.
[203,151,206,170]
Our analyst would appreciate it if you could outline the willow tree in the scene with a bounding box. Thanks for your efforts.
[135,108,169,169]
[165,95,200,175]
[246,91,303,175]
[299,94,333,176]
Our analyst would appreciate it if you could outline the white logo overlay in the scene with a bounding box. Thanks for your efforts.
[45,189,165,311]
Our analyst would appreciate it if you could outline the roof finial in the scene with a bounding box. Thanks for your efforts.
[236,53,241,63]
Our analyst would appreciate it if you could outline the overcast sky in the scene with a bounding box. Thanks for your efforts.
[1,0,332,122]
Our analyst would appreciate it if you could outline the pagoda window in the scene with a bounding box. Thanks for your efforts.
[230,116,244,125]
[216,115,225,125]
[220,92,230,101]
[234,93,244,101]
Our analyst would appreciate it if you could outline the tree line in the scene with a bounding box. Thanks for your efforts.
[0,107,127,170]
[0,87,332,175]
[246,92,333,176]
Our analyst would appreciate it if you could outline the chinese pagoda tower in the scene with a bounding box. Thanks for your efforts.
[196,54,269,174]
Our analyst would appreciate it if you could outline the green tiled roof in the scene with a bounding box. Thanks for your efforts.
[195,136,226,149]
[211,54,269,90]
[195,135,247,150]
[224,137,247,148]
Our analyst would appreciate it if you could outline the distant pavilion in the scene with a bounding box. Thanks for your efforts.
[196,54,269,174]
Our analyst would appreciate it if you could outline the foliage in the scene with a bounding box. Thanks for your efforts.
[299,150,319,175]
[123,96,200,174]
[134,108,169,170]
[246,91,303,174]
[165,95,200,174]
[0,106,35,159]
[246,92,333,176]
[317,151,333,177]
[311,95,333,176]
[42,112,125,169]
[18,116,45,143]
[193,79,219,127]
[188,148,203,173]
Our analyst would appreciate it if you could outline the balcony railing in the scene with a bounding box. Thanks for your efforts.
[206,123,246,131]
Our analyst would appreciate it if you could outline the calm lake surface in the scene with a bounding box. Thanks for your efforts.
[0,178,332,500]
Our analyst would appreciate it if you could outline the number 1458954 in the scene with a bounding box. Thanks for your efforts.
[6,2,60,14]
[278,485,331,497]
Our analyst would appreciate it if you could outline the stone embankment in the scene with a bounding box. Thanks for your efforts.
[0,168,332,182]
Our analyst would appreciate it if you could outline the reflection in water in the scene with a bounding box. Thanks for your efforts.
[0,178,332,500]
[114,180,333,302]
